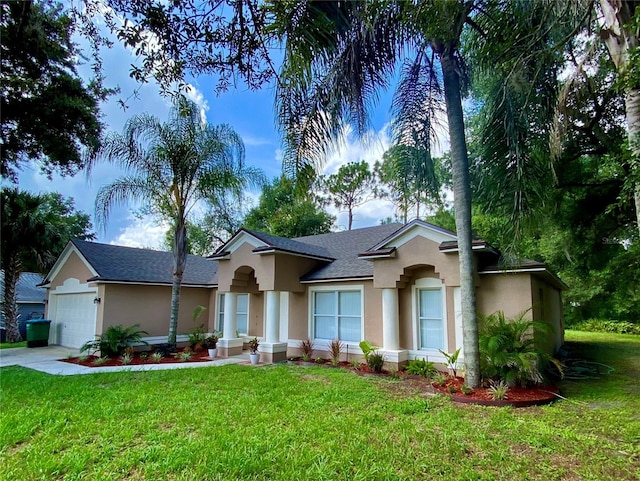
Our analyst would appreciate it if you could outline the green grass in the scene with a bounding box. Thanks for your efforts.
[1,331,638,481]
[0,341,26,349]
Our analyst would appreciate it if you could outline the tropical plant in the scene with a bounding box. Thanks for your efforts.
[460,384,473,396]
[92,356,108,366]
[0,189,94,342]
[431,372,448,387]
[248,337,259,354]
[178,351,193,362]
[479,310,563,387]
[271,1,482,385]
[88,96,263,347]
[328,339,343,365]
[204,334,219,349]
[298,339,314,362]
[359,340,384,372]
[438,348,461,378]
[80,324,148,358]
[405,358,437,378]
[488,380,510,401]
[120,353,133,365]
[150,352,163,363]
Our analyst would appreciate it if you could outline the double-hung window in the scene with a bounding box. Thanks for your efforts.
[414,278,446,351]
[217,293,249,335]
[312,289,361,342]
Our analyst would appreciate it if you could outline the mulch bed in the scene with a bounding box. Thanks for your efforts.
[62,348,214,367]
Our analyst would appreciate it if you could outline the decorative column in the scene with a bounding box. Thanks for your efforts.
[219,292,243,357]
[380,287,408,369]
[262,290,288,363]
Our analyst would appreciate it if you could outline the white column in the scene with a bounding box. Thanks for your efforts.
[222,292,237,339]
[265,290,280,343]
[382,288,400,350]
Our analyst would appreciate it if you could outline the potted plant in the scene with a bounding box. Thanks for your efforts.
[204,333,219,358]
[248,337,260,365]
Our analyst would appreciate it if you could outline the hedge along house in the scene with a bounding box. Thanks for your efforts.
[41,220,566,368]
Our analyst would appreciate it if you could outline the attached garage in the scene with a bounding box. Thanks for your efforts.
[48,278,98,349]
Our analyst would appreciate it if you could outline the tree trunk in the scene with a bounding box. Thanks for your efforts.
[3,255,23,342]
[600,0,640,234]
[440,51,481,388]
[348,207,353,230]
[168,217,188,346]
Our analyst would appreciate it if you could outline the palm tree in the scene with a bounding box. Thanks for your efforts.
[0,189,61,342]
[271,0,482,385]
[89,96,263,347]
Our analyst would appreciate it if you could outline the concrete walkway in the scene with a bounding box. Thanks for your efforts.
[0,345,251,376]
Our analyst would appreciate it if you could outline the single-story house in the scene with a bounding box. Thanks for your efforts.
[0,271,46,341]
[40,220,566,368]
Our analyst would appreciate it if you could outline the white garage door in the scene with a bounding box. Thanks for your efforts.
[52,292,97,349]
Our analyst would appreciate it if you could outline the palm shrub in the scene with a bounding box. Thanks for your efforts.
[478,311,562,387]
[298,339,314,362]
[81,324,148,357]
[329,339,343,365]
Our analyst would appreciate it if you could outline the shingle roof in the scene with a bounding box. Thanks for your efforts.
[294,223,403,281]
[0,271,46,303]
[243,229,334,260]
[71,239,218,286]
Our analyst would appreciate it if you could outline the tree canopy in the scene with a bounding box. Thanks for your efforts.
[1,0,106,181]
[244,175,334,238]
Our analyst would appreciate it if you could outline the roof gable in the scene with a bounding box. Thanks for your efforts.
[361,219,456,255]
[45,240,218,287]
[41,241,98,286]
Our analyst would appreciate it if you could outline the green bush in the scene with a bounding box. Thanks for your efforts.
[406,358,437,377]
[571,319,640,335]
[479,311,561,387]
[81,324,148,357]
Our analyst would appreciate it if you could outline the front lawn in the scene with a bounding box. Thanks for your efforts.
[1,331,638,481]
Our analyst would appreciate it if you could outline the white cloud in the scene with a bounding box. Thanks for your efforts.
[110,215,170,250]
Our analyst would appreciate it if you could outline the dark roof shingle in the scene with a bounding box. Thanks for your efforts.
[71,239,217,286]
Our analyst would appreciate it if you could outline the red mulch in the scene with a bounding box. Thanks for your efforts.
[62,348,214,367]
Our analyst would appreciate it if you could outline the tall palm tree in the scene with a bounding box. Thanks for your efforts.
[1,189,62,342]
[89,96,262,346]
[271,0,482,385]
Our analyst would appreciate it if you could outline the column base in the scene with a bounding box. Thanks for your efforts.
[260,342,288,364]
[218,338,244,358]
[380,349,409,370]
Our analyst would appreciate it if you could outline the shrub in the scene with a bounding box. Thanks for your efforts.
[81,324,148,357]
[299,339,314,362]
[329,339,343,365]
[406,358,437,377]
[204,334,219,349]
[188,324,206,349]
[488,380,509,400]
[479,310,562,387]
[359,340,385,372]
[571,319,640,335]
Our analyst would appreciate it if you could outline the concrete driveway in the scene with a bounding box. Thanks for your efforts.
[0,345,249,375]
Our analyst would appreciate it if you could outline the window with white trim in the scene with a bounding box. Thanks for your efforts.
[312,289,361,342]
[217,293,249,335]
[413,278,446,351]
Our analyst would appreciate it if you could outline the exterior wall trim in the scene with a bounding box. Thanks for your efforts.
[300,276,373,284]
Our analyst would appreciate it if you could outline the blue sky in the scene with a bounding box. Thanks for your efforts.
[14,7,423,249]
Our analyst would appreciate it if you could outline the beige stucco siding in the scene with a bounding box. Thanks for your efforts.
[101,284,214,337]
[248,291,264,338]
[217,242,324,293]
[49,251,94,289]
[362,281,382,346]
[373,236,461,288]
[476,273,533,320]
[530,275,564,353]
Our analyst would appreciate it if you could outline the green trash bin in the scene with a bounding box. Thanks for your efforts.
[26,319,51,348]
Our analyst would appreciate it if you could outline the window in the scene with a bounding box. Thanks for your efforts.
[312,289,361,342]
[217,293,249,335]
[413,278,446,351]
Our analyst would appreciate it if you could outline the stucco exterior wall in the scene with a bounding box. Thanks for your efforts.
[373,236,461,288]
[101,284,214,337]
[531,275,564,353]
[248,291,264,338]
[48,251,93,289]
[216,242,324,293]
[476,273,534,320]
